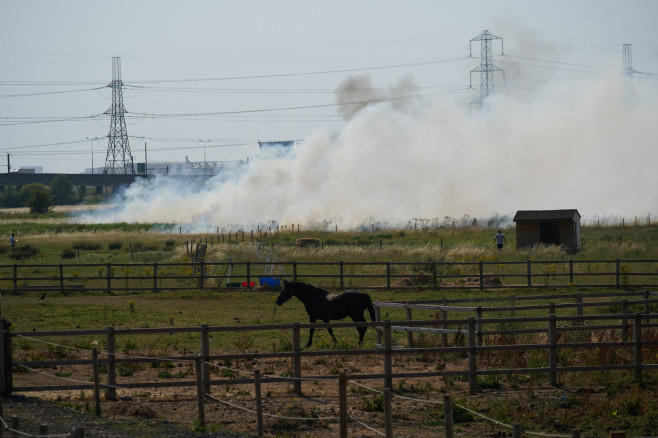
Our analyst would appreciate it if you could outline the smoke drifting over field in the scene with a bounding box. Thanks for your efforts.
[77,75,658,231]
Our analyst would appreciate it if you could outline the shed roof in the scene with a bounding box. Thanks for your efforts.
[513,209,581,222]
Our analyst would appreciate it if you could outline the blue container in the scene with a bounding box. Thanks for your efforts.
[259,277,281,287]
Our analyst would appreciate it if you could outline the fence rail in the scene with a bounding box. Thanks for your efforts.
[2,304,658,437]
[1,258,658,293]
[3,307,658,397]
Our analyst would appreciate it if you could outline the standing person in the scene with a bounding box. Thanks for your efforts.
[9,233,16,251]
[494,230,506,250]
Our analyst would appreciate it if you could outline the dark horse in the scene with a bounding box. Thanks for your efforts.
[275,280,377,347]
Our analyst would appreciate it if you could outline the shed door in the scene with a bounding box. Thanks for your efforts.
[540,221,560,246]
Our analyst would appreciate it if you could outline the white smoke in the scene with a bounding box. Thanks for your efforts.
[75,74,658,231]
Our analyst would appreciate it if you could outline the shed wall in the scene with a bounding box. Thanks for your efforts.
[515,219,580,253]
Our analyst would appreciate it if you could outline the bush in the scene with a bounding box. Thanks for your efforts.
[61,249,76,259]
[72,242,102,251]
[27,188,52,214]
[108,242,123,250]
[10,244,39,260]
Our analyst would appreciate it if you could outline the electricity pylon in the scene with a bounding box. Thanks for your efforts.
[104,57,134,174]
[622,43,634,105]
[469,30,505,111]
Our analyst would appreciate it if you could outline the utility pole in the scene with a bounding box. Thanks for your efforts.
[623,43,634,105]
[104,57,134,174]
[469,30,505,111]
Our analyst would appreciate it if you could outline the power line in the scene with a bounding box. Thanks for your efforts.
[0,56,472,87]
[0,86,107,99]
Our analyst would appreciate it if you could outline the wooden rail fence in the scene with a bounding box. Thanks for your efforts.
[1,258,658,294]
[0,305,656,436]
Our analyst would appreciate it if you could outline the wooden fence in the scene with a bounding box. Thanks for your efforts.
[1,258,658,294]
[1,300,657,436]
[2,305,657,396]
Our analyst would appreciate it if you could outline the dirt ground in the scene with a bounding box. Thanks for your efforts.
[6,350,538,438]
[7,346,635,438]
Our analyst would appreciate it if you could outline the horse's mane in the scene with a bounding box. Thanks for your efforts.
[291,281,329,297]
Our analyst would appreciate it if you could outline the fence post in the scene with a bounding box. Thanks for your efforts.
[12,265,17,294]
[405,305,414,347]
[615,259,621,288]
[384,388,393,438]
[468,317,477,394]
[633,313,643,384]
[476,307,483,347]
[383,321,392,390]
[575,292,583,317]
[643,290,650,324]
[513,424,523,438]
[432,262,437,290]
[200,325,210,395]
[199,261,206,289]
[571,430,582,438]
[440,297,448,348]
[478,261,484,291]
[386,261,391,289]
[0,318,12,396]
[106,327,116,401]
[92,348,101,416]
[527,260,532,288]
[443,395,454,438]
[548,314,558,386]
[59,264,64,295]
[292,323,302,395]
[292,261,297,282]
[621,300,629,342]
[106,263,112,294]
[246,261,251,288]
[10,416,19,437]
[195,355,206,429]
[153,263,158,293]
[339,261,344,289]
[254,369,263,438]
[338,372,348,438]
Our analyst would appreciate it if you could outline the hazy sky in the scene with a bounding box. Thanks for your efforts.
[2,1,657,226]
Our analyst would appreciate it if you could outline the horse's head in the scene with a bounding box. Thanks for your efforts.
[275,280,295,306]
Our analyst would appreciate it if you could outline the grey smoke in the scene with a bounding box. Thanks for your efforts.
[75,73,657,231]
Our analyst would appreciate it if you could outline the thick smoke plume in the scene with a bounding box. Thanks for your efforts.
[76,74,658,231]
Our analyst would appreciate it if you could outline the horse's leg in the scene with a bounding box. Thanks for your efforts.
[352,315,367,346]
[324,319,338,343]
[307,317,316,347]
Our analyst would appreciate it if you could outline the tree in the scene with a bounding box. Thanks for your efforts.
[17,183,47,207]
[0,185,21,208]
[49,174,75,205]
[26,187,52,214]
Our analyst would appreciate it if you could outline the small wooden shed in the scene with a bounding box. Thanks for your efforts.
[513,209,582,253]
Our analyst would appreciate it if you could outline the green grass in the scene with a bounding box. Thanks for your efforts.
[1,218,656,438]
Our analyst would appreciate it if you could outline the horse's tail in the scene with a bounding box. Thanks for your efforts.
[366,295,377,321]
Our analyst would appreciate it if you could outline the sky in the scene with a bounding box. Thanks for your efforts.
[1,1,657,229]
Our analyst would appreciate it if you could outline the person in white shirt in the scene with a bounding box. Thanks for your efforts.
[494,230,506,250]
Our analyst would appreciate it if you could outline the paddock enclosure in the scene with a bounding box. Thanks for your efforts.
[1,289,657,437]
[1,258,658,295]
